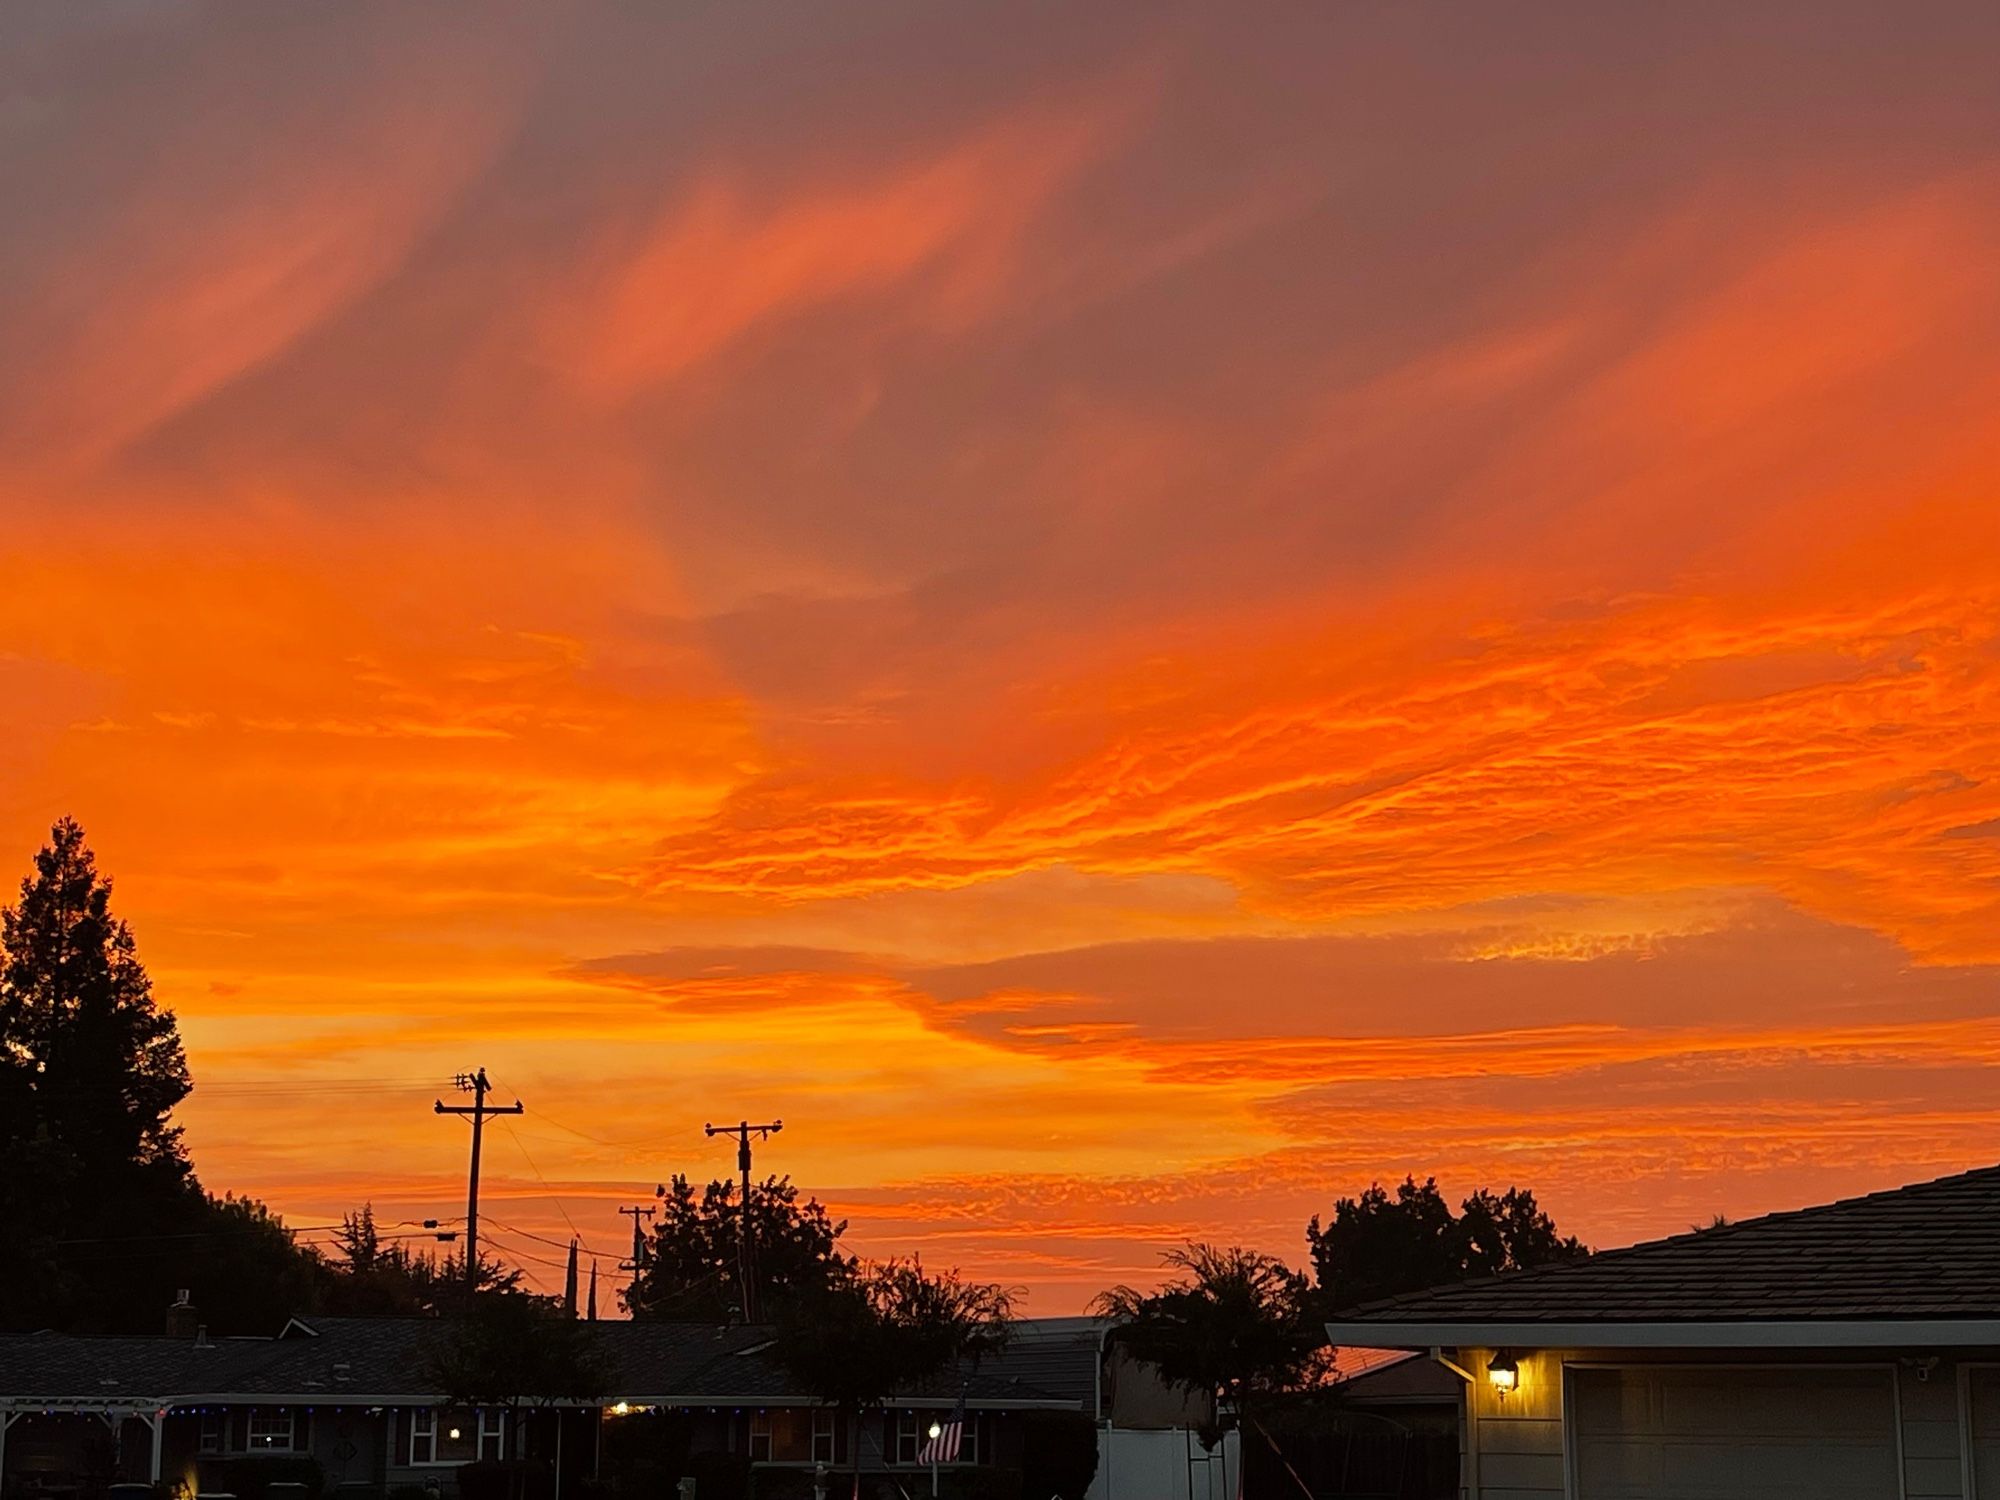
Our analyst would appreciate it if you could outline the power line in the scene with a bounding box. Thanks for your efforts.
[479,1233,575,1276]
[497,1119,583,1245]
[483,1216,619,1261]
[521,1104,655,1152]
[56,1216,455,1245]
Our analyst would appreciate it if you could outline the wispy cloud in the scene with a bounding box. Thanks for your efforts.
[4,2,2000,1302]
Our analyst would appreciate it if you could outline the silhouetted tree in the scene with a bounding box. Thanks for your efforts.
[2,818,191,1176]
[0,819,201,1328]
[322,1206,526,1316]
[1020,1410,1100,1500]
[626,1173,854,1321]
[0,822,548,1333]
[1308,1177,1587,1311]
[774,1258,1012,1493]
[1459,1186,1588,1276]
[428,1292,608,1406]
[428,1293,608,1500]
[1094,1244,1328,1445]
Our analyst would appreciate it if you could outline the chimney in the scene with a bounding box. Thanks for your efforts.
[166,1289,198,1340]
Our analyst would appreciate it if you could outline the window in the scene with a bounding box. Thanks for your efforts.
[895,1412,976,1466]
[895,1412,921,1465]
[248,1410,296,1452]
[748,1413,772,1463]
[198,1415,225,1455]
[409,1408,436,1465]
[409,1407,492,1465]
[811,1411,836,1466]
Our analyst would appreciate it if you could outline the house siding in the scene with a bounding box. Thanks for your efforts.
[1902,1366,1964,1500]
[1454,1347,2000,1500]
[1462,1348,1568,1500]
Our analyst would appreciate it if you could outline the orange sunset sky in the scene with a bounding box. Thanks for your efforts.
[3,4,1999,1309]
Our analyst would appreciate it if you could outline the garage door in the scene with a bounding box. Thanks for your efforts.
[1974,1367,2000,1499]
[1569,1366,1900,1500]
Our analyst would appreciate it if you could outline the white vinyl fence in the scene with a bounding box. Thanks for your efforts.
[1085,1426,1238,1500]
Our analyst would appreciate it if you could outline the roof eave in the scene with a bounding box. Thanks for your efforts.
[1325,1318,2000,1351]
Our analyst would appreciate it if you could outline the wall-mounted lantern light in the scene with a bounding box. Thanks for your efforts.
[1488,1352,1520,1396]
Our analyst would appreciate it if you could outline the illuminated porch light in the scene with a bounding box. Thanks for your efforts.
[1488,1352,1520,1396]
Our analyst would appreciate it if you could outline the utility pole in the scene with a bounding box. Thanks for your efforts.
[433,1067,523,1286]
[618,1202,657,1305]
[704,1118,781,1323]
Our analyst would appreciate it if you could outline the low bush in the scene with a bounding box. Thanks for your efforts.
[683,1451,750,1500]
[455,1460,553,1500]
[206,1456,327,1500]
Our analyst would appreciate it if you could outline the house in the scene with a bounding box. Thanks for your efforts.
[591,1317,1080,1488]
[1322,1162,2000,1500]
[0,1313,1081,1500]
[0,1315,599,1500]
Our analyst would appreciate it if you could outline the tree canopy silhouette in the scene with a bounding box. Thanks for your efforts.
[1308,1176,1588,1312]
[0,820,526,1332]
[320,1203,526,1316]
[2,817,191,1175]
[773,1258,1012,1491]
[626,1173,854,1320]
[427,1291,608,1408]
[0,818,203,1328]
[1094,1244,1328,1444]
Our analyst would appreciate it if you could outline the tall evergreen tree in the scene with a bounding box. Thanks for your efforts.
[0,819,340,1332]
[0,819,200,1328]
[1,817,191,1185]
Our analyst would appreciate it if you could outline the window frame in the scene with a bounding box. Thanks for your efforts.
[408,1407,437,1466]
[247,1408,297,1453]
[894,1411,922,1465]
[477,1409,507,1462]
[811,1409,836,1465]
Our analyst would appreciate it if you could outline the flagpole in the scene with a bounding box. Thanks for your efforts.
[927,1419,941,1498]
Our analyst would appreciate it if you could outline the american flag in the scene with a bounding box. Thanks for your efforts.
[915,1389,967,1465]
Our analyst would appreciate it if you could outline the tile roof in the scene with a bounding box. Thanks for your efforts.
[1330,1351,1460,1404]
[971,1320,1105,1413]
[1329,1162,2000,1329]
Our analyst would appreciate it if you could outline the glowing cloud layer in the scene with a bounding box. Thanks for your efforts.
[3,2,1998,1306]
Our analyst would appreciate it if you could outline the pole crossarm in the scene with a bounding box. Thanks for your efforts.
[434,1066,524,1285]
[703,1118,782,1324]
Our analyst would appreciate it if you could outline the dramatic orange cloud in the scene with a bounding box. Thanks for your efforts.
[3,2,1999,1307]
